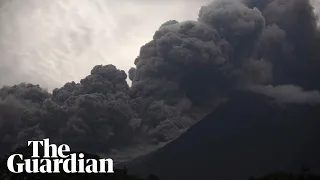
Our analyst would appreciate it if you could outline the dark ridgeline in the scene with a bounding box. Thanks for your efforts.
[124,90,320,180]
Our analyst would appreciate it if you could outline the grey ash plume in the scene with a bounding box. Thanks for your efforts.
[1,0,320,161]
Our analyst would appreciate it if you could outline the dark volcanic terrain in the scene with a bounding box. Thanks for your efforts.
[125,91,320,180]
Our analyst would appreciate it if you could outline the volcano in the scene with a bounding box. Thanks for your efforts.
[124,90,320,180]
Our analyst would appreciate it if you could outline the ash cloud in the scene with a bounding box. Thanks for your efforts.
[248,85,320,105]
[1,0,320,162]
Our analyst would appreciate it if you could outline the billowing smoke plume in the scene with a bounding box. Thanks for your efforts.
[129,0,320,144]
[1,0,320,162]
[248,85,320,105]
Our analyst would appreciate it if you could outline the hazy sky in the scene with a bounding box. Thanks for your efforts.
[0,0,318,91]
[0,0,211,91]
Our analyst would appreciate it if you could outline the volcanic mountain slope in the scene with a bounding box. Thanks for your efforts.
[124,90,320,180]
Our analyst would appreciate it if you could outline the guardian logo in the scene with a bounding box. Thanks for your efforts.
[6,138,114,174]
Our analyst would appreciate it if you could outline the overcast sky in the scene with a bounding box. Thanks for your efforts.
[0,0,318,91]
[0,0,212,91]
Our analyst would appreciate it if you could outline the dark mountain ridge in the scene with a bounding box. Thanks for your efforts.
[124,90,320,180]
